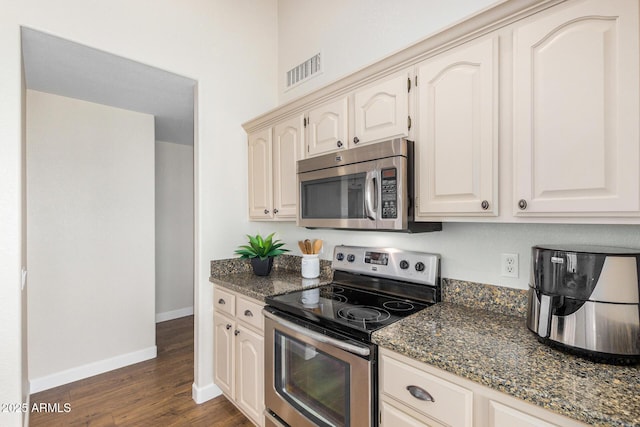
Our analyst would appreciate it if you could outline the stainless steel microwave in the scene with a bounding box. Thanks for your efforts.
[297,139,441,233]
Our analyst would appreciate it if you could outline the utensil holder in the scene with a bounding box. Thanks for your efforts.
[301,254,320,278]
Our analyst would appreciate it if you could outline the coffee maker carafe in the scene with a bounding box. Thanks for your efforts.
[526,245,640,361]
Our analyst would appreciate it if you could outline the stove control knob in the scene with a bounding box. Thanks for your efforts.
[415,262,425,272]
[336,252,345,261]
[347,254,356,263]
[399,260,410,270]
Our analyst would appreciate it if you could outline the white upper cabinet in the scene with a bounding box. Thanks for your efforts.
[513,0,640,216]
[353,70,411,146]
[307,97,349,157]
[273,116,304,219]
[248,116,303,221]
[416,36,498,217]
[248,129,273,219]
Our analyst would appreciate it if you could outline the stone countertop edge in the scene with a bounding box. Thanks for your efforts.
[210,255,333,302]
[372,302,640,427]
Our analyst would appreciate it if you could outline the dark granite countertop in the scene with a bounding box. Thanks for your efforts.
[372,303,640,427]
[209,255,333,302]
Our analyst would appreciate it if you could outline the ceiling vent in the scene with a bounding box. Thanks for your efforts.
[286,52,322,90]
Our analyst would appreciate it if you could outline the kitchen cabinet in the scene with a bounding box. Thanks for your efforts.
[248,115,303,220]
[512,0,640,217]
[306,97,349,157]
[248,128,272,219]
[353,70,411,146]
[415,36,498,217]
[213,286,265,427]
[379,348,588,427]
[273,116,304,218]
[380,349,473,427]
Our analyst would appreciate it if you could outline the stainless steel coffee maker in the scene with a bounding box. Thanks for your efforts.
[526,245,640,361]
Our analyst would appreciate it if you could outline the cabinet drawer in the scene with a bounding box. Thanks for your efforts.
[215,288,236,316]
[237,297,264,331]
[381,354,473,427]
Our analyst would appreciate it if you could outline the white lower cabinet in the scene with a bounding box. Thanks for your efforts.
[379,348,589,427]
[488,400,556,427]
[213,286,264,426]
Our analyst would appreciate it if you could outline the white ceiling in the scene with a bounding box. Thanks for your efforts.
[21,27,196,146]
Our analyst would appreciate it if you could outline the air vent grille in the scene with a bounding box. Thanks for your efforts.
[286,53,322,89]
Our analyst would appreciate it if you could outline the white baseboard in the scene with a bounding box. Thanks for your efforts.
[29,346,157,394]
[192,381,222,404]
[156,306,194,323]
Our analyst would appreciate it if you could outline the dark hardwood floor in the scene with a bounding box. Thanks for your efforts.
[30,316,253,426]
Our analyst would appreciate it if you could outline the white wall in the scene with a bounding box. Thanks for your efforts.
[1,0,277,420]
[26,90,156,391]
[278,0,497,102]
[156,140,194,322]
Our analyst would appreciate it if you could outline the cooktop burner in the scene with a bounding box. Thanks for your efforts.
[265,245,441,342]
[266,283,430,341]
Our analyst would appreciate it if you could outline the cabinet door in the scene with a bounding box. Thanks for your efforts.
[381,399,446,427]
[307,97,349,157]
[354,71,410,146]
[416,36,498,217]
[235,324,264,427]
[248,128,273,219]
[213,312,235,398]
[513,0,639,216]
[488,401,557,427]
[273,115,304,219]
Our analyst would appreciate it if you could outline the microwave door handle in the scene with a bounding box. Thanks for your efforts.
[364,170,377,221]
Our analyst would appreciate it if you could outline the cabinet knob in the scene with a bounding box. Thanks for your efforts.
[264,209,270,215]
[337,140,343,148]
[407,385,435,402]
[218,298,225,305]
[273,208,279,214]
[518,199,528,210]
[234,330,240,336]
[244,310,253,317]
[353,137,360,144]
[225,324,232,330]
[481,200,490,210]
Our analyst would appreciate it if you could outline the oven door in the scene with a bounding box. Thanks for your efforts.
[264,309,374,427]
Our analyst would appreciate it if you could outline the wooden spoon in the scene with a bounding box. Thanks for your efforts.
[304,239,312,255]
[312,239,323,255]
[298,240,307,254]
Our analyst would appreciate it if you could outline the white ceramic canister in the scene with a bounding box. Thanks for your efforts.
[301,254,320,279]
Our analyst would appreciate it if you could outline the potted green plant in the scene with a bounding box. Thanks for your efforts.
[234,232,289,276]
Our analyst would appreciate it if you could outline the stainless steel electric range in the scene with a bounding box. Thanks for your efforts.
[263,245,441,427]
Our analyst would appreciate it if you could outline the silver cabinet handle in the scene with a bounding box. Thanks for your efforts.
[337,140,343,148]
[244,309,253,317]
[225,324,232,330]
[407,385,434,402]
[481,200,489,210]
[353,136,360,144]
[264,209,270,214]
[273,208,279,214]
[518,199,527,210]
[234,330,240,336]
[218,298,225,305]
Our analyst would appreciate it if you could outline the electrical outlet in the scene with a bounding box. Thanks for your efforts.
[501,253,519,278]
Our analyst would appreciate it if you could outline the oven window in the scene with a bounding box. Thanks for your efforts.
[301,173,366,219]
[274,331,350,427]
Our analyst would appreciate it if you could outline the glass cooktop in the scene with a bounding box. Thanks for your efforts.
[266,283,430,341]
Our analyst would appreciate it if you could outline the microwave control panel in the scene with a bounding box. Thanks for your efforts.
[381,168,397,219]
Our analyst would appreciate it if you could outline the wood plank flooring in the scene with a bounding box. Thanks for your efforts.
[30,316,253,426]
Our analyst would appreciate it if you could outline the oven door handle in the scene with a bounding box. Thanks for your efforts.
[264,309,371,357]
